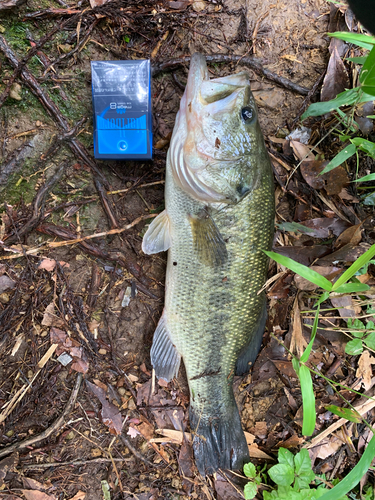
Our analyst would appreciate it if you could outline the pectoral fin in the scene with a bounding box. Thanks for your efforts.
[151,313,181,382]
[189,210,228,267]
[142,210,171,255]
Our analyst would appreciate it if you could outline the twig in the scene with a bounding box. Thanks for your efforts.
[23,457,132,469]
[4,161,69,245]
[152,54,310,95]
[0,34,109,189]
[291,71,326,128]
[119,434,154,468]
[42,19,100,75]
[0,14,80,109]
[0,373,82,458]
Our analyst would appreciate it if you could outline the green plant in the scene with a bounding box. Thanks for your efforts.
[262,245,375,497]
[301,32,375,183]
[244,448,346,499]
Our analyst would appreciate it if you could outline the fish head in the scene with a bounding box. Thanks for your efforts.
[170,53,267,204]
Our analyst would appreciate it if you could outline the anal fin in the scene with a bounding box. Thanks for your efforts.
[142,210,171,255]
[150,313,181,382]
[189,209,227,267]
[236,299,267,375]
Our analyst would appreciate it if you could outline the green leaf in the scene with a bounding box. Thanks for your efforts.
[346,56,367,64]
[325,405,362,422]
[244,481,258,500]
[294,449,315,490]
[101,480,111,500]
[363,192,375,206]
[278,448,295,469]
[277,222,314,234]
[264,251,333,291]
[351,137,375,159]
[328,31,375,49]
[301,88,359,120]
[318,433,375,500]
[364,332,375,350]
[244,462,257,478]
[354,173,375,182]
[333,282,370,293]
[320,144,357,175]
[332,244,375,290]
[299,364,316,436]
[300,306,320,363]
[268,463,295,487]
[360,46,375,91]
[368,320,375,330]
[315,291,330,307]
[345,338,364,355]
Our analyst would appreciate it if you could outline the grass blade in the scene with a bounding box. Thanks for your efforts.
[334,283,370,294]
[298,364,316,436]
[318,433,375,500]
[320,144,357,174]
[353,173,375,182]
[264,251,333,291]
[332,244,375,290]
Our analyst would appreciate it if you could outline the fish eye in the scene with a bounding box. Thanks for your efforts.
[241,106,255,123]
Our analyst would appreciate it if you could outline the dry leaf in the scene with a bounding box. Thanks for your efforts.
[321,46,350,102]
[330,295,361,320]
[68,493,86,500]
[86,381,123,435]
[356,351,375,391]
[295,265,341,291]
[290,140,315,161]
[290,298,307,357]
[127,426,140,439]
[22,491,57,500]
[0,275,15,294]
[41,303,64,328]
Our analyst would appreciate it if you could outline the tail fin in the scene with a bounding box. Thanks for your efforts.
[189,402,249,475]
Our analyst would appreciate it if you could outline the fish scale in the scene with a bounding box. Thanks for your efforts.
[142,53,274,474]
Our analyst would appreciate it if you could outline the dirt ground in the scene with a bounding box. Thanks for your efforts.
[0,0,374,499]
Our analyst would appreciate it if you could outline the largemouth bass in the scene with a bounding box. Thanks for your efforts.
[142,53,274,475]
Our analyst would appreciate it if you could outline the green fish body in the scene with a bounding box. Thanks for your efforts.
[143,53,274,474]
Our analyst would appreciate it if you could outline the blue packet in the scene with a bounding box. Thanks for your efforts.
[91,60,152,160]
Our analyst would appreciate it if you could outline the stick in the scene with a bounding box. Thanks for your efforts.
[152,54,310,95]
[0,374,82,458]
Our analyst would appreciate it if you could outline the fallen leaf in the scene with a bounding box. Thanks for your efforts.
[41,303,64,328]
[330,295,361,320]
[89,0,110,6]
[334,223,362,249]
[68,493,86,500]
[273,245,331,267]
[0,275,15,294]
[38,259,57,271]
[137,421,154,441]
[315,434,343,459]
[0,452,18,485]
[22,478,50,491]
[321,46,350,102]
[356,351,375,391]
[294,265,342,291]
[21,491,57,500]
[86,381,123,435]
[168,0,191,9]
[276,435,304,448]
[71,358,89,374]
[296,218,351,239]
[248,444,272,459]
[127,426,140,439]
[290,298,307,357]
[178,439,194,477]
[290,140,315,161]
[253,421,267,439]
